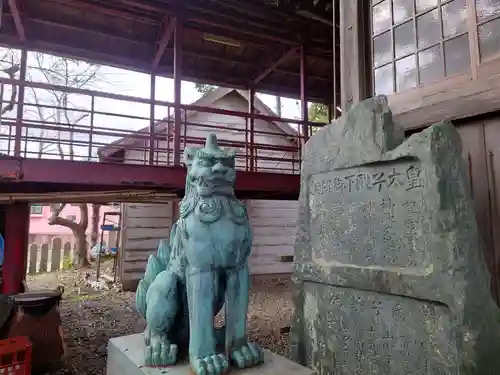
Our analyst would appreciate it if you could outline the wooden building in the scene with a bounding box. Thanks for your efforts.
[341,0,500,300]
[99,87,299,290]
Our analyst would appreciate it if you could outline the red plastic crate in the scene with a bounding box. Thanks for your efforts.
[0,336,32,375]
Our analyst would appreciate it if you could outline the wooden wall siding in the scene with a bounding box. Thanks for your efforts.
[119,199,298,284]
[119,202,177,282]
[247,200,298,275]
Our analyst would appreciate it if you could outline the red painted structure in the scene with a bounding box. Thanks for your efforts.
[2,203,29,294]
[0,0,338,293]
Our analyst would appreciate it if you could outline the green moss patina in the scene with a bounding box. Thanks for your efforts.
[135,134,263,375]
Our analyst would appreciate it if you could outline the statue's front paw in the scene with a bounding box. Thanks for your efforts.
[231,342,264,369]
[145,341,178,366]
[191,354,229,375]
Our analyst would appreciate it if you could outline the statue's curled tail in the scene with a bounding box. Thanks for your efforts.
[135,224,177,319]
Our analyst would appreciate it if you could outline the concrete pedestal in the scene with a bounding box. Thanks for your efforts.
[107,334,315,375]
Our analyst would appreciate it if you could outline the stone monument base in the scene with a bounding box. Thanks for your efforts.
[107,334,315,375]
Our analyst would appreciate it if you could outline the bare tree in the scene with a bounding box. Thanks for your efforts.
[24,53,107,268]
[0,52,20,153]
[48,203,89,267]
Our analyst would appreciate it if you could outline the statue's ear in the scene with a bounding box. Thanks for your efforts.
[183,147,198,167]
[225,148,237,160]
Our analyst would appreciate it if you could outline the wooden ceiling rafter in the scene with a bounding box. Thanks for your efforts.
[0,0,337,103]
[253,47,299,85]
[7,0,25,42]
[192,50,330,83]
[152,14,175,69]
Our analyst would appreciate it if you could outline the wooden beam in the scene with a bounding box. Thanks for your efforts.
[8,0,26,42]
[253,47,299,85]
[339,0,371,111]
[153,15,175,69]
[300,44,309,142]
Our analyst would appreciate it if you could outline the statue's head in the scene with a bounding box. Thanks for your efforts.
[183,134,237,197]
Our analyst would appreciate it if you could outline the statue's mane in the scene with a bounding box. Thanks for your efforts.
[179,134,246,225]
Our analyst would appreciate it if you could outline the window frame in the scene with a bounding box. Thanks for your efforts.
[30,204,43,215]
[371,0,475,95]
[365,0,500,128]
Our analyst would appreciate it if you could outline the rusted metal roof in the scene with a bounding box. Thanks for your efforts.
[0,0,336,103]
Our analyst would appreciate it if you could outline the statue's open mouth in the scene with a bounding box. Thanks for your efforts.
[198,176,231,188]
[195,176,234,196]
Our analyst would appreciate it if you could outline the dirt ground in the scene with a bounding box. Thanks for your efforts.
[26,262,294,375]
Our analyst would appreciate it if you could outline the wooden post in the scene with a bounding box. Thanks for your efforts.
[332,0,338,119]
[1,202,30,294]
[248,86,255,171]
[149,73,156,165]
[300,45,309,143]
[173,14,183,166]
[13,48,27,157]
[340,0,371,111]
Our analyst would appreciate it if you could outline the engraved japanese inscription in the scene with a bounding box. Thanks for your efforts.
[309,160,429,269]
[302,283,454,375]
[293,96,500,375]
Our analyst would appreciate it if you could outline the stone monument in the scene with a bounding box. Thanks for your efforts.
[291,96,500,375]
[107,134,315,375]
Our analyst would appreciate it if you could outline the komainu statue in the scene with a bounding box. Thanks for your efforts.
[135,134,264,375]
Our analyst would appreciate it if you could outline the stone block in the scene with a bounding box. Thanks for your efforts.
[107,334,315,375]
[291,95,500,374]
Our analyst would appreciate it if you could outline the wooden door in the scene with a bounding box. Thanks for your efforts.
[456,121,498,301]
[483,118,500,301]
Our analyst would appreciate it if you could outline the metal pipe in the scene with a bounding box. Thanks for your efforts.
[149,73,156,165]
[13,48,27,156]
[248,86,255,171]
[300,44,309,143]
[88,96,95,160]
[0,77,323,127]
[173,14,183,166]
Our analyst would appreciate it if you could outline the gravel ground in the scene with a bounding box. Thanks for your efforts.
[27,266,293,375]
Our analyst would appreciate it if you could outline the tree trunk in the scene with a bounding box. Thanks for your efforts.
[90,204,101,247]
[72,226,89,268]
[48,203,90,268]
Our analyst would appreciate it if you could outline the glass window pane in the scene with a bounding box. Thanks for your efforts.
[479,17,500,61]
[476,0,500,21]
[416,0,439,13]
[374,64,395,95]
[393,0,414,24]
[373,31,393,67]
[394,21,416,58]
[373,0,392,34]
[417,9,442,49]
[442,0,468,38]
[418,44,444,84]
[444,34,471,75]
[396,55,418,92]
[30,204,43,214]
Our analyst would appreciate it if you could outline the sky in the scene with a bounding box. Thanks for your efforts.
[0,48,305,160]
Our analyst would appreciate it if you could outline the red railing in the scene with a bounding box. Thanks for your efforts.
[0,77,324,175]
